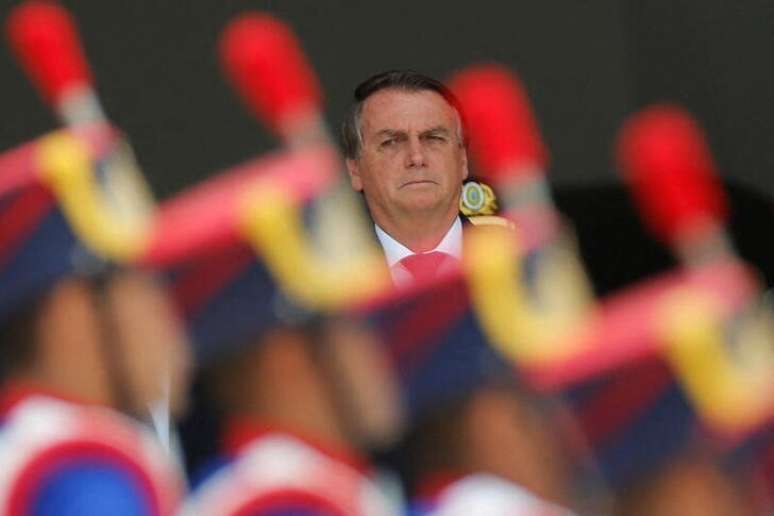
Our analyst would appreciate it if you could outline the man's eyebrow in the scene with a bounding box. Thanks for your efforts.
[374,129,405,137]
[421,126,451,136]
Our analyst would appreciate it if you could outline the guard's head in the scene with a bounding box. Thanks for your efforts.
[151,146,404,454]
[0,270,190,419]
[0,127,191,419]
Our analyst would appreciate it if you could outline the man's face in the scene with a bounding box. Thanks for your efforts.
[346,88,468,225]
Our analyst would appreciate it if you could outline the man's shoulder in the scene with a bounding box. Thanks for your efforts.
[463,215,515,230]
[459,181,514,231]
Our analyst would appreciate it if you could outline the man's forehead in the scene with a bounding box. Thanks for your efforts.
[360,88,457,133]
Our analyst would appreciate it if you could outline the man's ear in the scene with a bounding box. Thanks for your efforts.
[461,149,470,181]
[346,158,364,192]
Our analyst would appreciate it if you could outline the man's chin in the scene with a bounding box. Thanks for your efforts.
[396,195,446,215]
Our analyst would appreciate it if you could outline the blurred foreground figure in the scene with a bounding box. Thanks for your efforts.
[402,385,577,515]
[192,320,401,515]
[608,104,774,515]
[615,454,757,516]
[0,128,188,515]
[167,13,401,513]
[0,5,193,513]
[142,146,400,515]
[443,64,773,513]
[348,269,582,515]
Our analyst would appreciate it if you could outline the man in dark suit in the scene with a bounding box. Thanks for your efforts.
[342,71,470,285]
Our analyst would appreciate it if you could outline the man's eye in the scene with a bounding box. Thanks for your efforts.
[426,135,447,142]
[380,139,396,147]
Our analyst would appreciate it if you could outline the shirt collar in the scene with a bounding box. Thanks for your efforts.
[374,216,463,268]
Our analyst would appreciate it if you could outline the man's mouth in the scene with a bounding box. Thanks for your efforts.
[401,179,437,188]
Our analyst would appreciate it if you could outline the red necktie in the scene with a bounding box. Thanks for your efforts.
[398,251,456,283]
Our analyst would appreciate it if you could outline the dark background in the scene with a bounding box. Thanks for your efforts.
[0,0,772,290]
[1,0,773,199]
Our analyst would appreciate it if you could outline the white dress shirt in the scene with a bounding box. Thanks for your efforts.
[374,217,463,286]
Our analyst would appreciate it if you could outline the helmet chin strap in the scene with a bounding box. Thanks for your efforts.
[147,372,185,462]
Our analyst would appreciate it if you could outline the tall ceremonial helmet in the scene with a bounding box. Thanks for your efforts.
[0,125,153,322]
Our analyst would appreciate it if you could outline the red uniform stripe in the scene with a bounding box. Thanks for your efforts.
[387,280,470,375]
[0,185,54,270]
[573,358,673,446]
[171,244,254,319]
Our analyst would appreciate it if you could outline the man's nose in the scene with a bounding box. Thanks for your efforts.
[405,136,427,168]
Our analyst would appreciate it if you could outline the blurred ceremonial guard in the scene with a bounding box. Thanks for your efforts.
[354,276,582,515]
[600,103,771,516]
[156,148,401,515]
[0,126,189,515]
[166,13,405,514]
[0,3,194,513]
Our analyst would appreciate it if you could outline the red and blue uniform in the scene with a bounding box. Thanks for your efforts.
[145,147,397,515]
[0,384,184,516]
[408,474,576,516]
[182,419,394,516]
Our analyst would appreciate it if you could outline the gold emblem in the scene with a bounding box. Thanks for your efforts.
[460,181,498,216]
